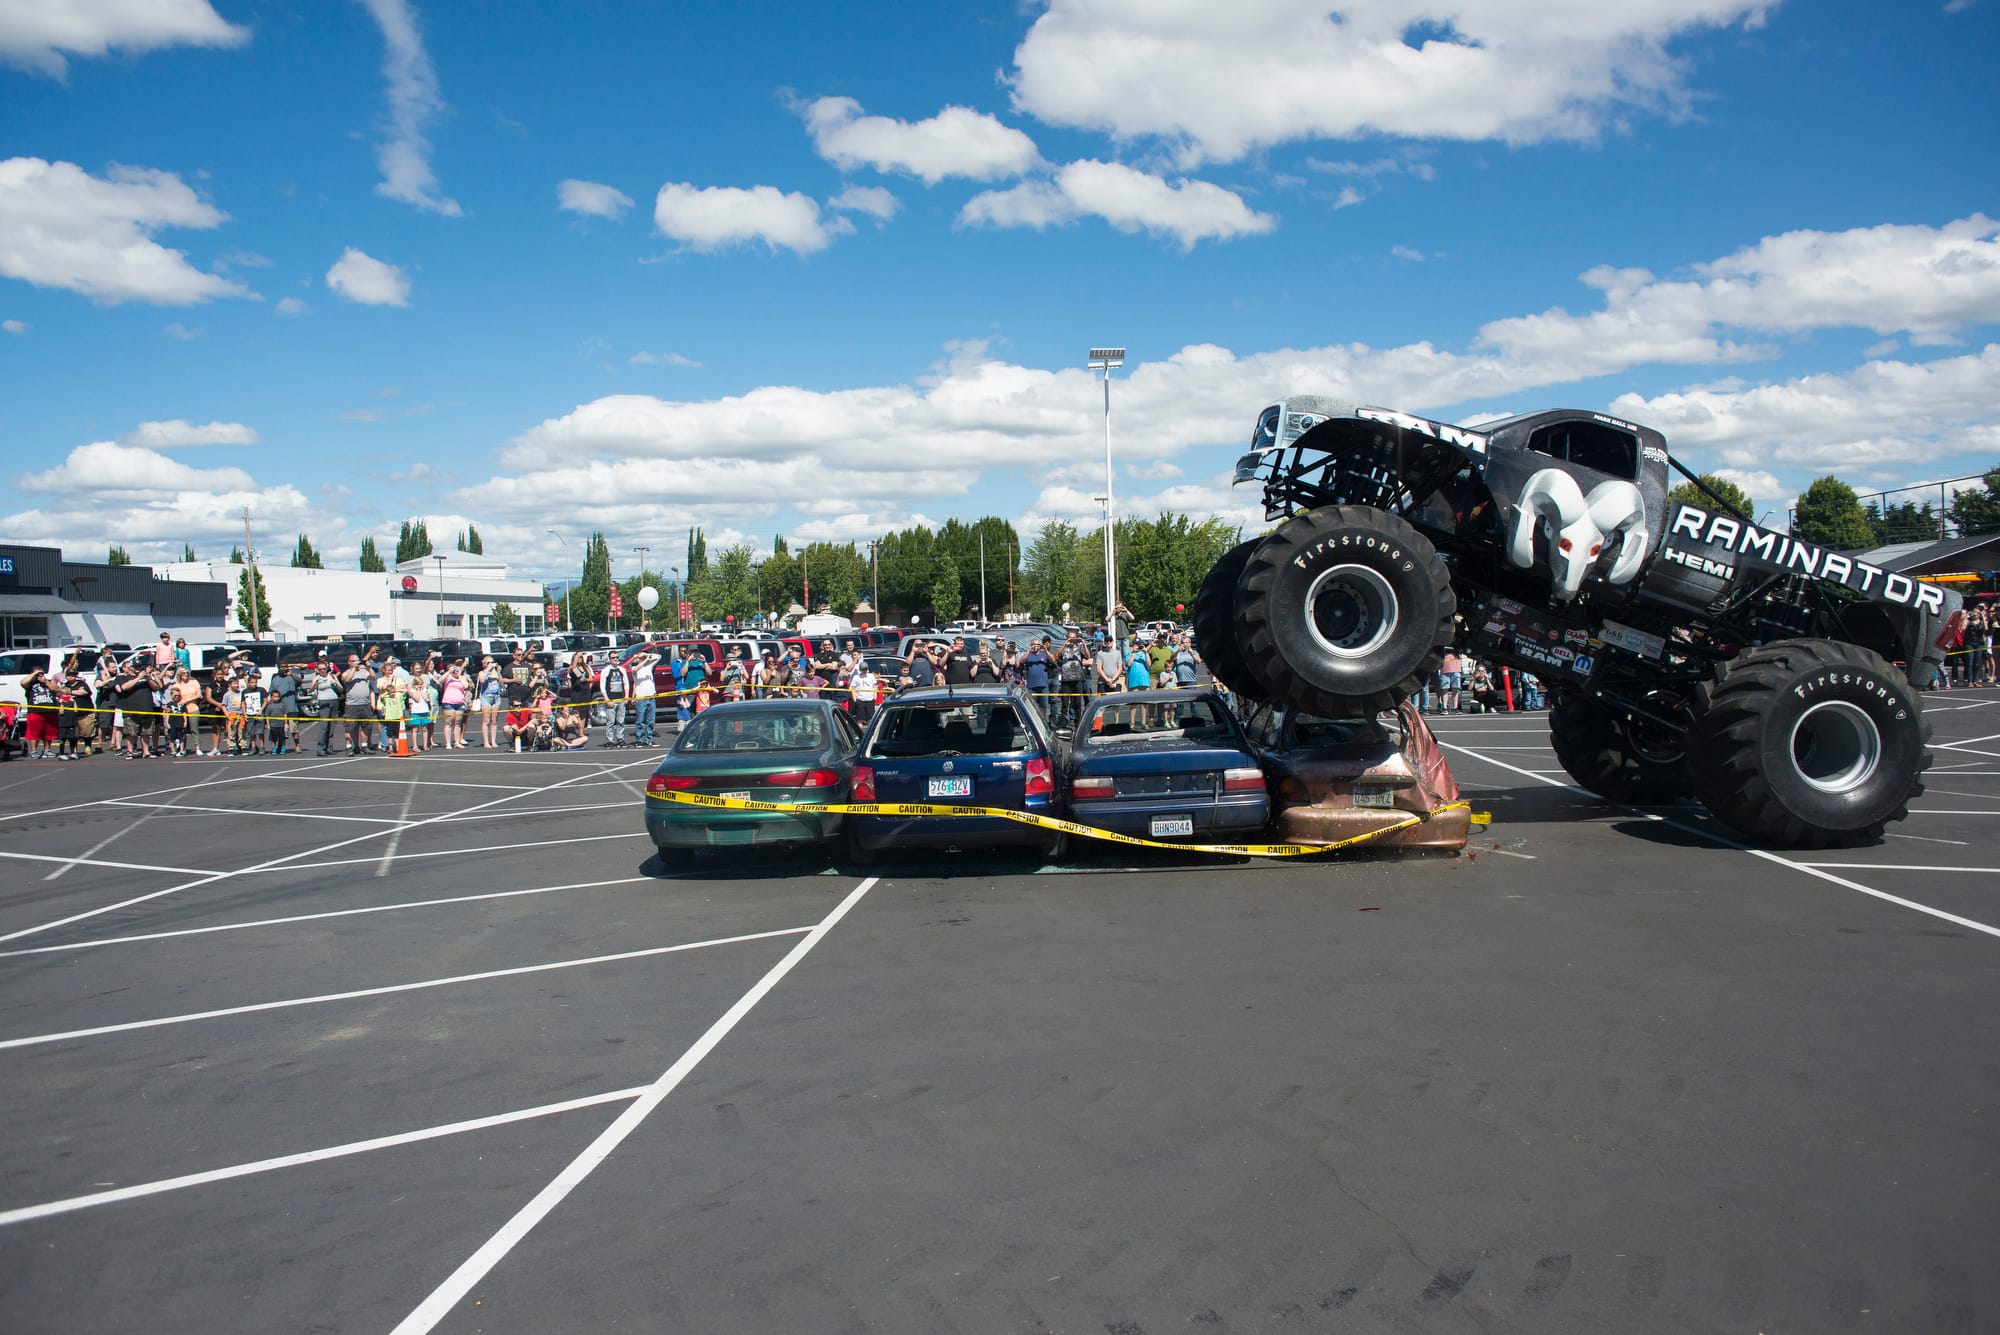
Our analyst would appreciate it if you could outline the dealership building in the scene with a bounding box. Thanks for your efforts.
[0,542,230,649]
[157,550,551,642]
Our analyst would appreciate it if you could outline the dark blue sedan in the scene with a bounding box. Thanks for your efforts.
[848,684,1067,862]
[1064,689,1268,842]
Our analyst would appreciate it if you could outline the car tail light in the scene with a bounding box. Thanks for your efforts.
[645,774,697,795]
[1222,767,1266,792]
[763,769,839,787]
[1072,775,1114,797]
[1025,756,1054,797]
[851,765,876,802]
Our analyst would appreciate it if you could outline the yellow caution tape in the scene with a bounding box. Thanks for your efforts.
[644,787,1479,858]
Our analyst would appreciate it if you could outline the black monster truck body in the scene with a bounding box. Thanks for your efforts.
[1207,397,1960,847]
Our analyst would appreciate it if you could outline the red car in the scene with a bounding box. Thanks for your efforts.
[1236,701,1469,852]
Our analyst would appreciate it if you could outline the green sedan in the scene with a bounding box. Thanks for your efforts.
[643,698,863,865]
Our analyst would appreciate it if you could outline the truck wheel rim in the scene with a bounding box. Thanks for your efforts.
[1790,699,1881,795]
[1305,564,1399,659]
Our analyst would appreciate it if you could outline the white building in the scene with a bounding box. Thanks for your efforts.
[156,551,550,641]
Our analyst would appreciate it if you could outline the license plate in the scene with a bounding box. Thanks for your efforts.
[1150,815,1194,838]
[1353,787,1395,808]
[720,790,752,802]
[707,827,755,845]
[927,775,972,798]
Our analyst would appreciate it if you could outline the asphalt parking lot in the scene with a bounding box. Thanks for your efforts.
[1,692,1996,1334]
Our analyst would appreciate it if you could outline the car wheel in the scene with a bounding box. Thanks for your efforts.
[1233,505,1455,717]
[1689,638,1930,848]
[846,825,879,866]
[1036,829,1069,863]
[1192,538,1269,701]
[654,846,696,870]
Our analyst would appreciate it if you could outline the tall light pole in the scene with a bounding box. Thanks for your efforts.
[670,565,681,629]
[635,545,650,633]
[979,530,987,622]
[434,552,445,639]
[546,529,571,632]
[1088,346,1125,624]
[867,540,880,624]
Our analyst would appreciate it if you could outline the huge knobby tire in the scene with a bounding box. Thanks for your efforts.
[1549,691,1692,804]
[1688,639,1930,848]
[1233,506,1455,717]
[1191,538,1269,701]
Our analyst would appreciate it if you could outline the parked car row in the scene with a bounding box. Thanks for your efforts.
[641,684,1468,867]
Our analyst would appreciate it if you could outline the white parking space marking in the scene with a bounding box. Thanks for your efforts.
[0,876,655,960]
[0,756,360,825]
[0,927,812,1052]
[1932,743,2000,759]
[101,799,407,825]
[432,801,626,823]
[1906,810,2000,815]
[1440,741,2000,941]
[1798,864,2000,874]
[243,831,645,875]
[390,876,882,1335]
[1915,788,2000,802]
[0,755,660,946]
[263,773,541,792]
[0,1085,651,1229]
[40,766,242,881]
[1887,831,1970,846]
[375,774,422,878]
[0,851,227,877]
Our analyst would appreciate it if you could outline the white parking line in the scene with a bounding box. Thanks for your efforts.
[0,876,654,959]
[244,831,645,876]
[0,1085,651,1228]
[0,756,360,825]
[101,800,406,825]
[376,774,422,878]
[389,876,881,1335]
[1439,741,2000,941]
[0,926,811,1052]
[0,755,660,946]
[262,773,540,792]
[42,766,239,881]
[1940,730,2000,747]
[1798,864,2000,874]
[0,850,227,877]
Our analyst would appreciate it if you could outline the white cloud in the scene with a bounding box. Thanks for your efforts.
[0,157,252,304]
[557,179,633,220]
[802,97,1041,184]
[325,246,411,306]
[1126,460,1184,480]
[1008,0,1772,165]
[961,160,1274,249]
[652,183,851,256]
[19,440,257,494]
[339,408,385,422]
[1611,344,2000,473]
[162,320,201,340]
[1391,244,1427,262]
[1331,186,1367,210]
[629,350,701,368]
[123,419,260,448]
[0,483,321,563]
[828,185,900,221]
[275,296,307,317]
[2,319,24,334]
[0,0,247,78]
[1712,468,1785,501]
[358,0,460,216]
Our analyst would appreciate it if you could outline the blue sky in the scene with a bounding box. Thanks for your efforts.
[3,0,1997,583]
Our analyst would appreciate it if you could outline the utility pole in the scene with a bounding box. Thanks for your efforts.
[979,531,987,621]
[434,552,445,639]
[241,505,263,641]
[870,541,880,624]
[635,545,650,632]
[1088,347,1125,620]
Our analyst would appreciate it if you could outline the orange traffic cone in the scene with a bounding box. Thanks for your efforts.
[395,730,411,757]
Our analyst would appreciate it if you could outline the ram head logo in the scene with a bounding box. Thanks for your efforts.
[1507,469,1650,600]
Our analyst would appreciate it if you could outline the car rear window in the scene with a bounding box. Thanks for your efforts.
[676,709,827,753]
[1293,714,1395,747]
[868,701,1030,757]
[1084,697,1233,742]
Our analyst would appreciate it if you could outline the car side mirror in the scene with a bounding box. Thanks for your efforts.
[1055,727,1074,741]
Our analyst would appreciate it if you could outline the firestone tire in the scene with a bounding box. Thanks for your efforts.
[1233,505,1455,717]
[1549,691,1692,804]
[1688,638,1930,849]
[1191,539,1270,702]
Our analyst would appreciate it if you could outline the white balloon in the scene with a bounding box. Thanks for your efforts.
[637,586,660,610]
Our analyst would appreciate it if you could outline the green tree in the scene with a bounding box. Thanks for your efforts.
[1021,520,1081,618]
[1946,467,2000,537]
[107,545,131,565]
[1117,514,1240,619]
[800,542,863,616]
[686,526,709,580]
[395,518,433,564]
[491,601,520,634]
[760,544,800,614]
[236,564,273,636]
[290,533,323,568]
[181,543,197,561]
[1667,473,1754,521]
[1865,499,1943,544]
[358,536,386,572]
[456,524,483,555]
[1792,476,1875,549]
[229,545,244,562]
[930,551,961,623]
[875,526,935,620]
[566,531,615,629]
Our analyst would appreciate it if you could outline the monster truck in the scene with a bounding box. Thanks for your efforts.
[1203,397,1959,848]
